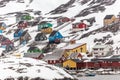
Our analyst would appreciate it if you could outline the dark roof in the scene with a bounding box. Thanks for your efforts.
[39,21,47,24]
[104,15,114,19]
[71,59,81,63]
[1,37,7,42]
[0,22,4,26]
[21,30,28,36]
[36,33,44,37]
[18,21,24,24]
[15,29,21,34]
[49,31,57,37]
[28,47,39,51]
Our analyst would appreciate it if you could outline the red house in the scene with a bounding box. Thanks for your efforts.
[1,37,14,52]
[72,22,87,30]
[42,49,66,65]
[17,21,28,29]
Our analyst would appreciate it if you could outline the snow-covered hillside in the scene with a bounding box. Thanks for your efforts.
[0,0,120,79]
[0,56,74,80]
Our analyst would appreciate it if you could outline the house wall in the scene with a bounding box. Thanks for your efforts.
[92,46,113,57]
[63,60,77,68]
[104,16,116,26]
[41,28,52,34]
[64,44,87,57]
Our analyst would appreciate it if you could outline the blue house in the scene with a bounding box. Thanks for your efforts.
[49,30,63,44]
[14,29,23,40]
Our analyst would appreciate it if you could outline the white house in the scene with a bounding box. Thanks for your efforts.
[92,43,113,57]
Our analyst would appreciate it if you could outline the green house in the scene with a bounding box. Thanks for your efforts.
[27,47,43,53]
[38,21,53,31]
[21,14,33,21]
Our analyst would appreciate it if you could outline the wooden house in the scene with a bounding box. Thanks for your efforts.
[27,46,42,53]
[62,43,87,58]
[35,33,47,41]
[38,21,52,31]
[57,17,71,26]
[42,49,66,65]
[17,21,28,29]
[63,59,82,69]
[72,22,87,31]
[41,27,53,34]
[24,46,44,59]
[14,29,23,40]
[91,43,113,57]
[20,30,31,45]
[16,13,32,22]
[1,37,14,52]
[68,53,83,60]
[0,22,7,30]
[49,30,63,44]
[104,15,116,26]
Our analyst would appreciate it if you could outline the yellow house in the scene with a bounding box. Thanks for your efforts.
[62,43,87,57]
[104,15,116,26]
[41,27,52,34]
[63,59,78,68]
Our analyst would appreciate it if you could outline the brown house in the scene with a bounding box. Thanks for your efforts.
[104,15,116,26]
[20,30,31,45]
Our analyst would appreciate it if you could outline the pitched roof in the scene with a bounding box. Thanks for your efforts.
[24,53,42,57]
[28,46,39,51]
[35,33,45,38]
[15,29,21,34]
[18,21,24,24]
[42,49,64,60]
[62,43,86,50]
[104,15,114,19]
[49,31,57,37]
[0,22,4,26]
[21,30,28,36]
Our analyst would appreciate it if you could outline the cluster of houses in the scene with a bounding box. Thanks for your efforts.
[1,13,120,70]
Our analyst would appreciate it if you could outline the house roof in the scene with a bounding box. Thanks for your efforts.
[18,21,24,24]
[42,49,64,60]
[21,30,28,36]
[49,31,57,37]
[69,53,82,59]
[62,43,86,50]
[28,46,40,51]
[15,29,21,34]
[24,53,42,58]
[104,15,114,19]
[92,44,112,49]
[0,22,4,26]
[36,33,44,37]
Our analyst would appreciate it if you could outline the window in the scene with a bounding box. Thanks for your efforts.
[100,48,104,50]
[93,48,98,51]
[80,47,83,52]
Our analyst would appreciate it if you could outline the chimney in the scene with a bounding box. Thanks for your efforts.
[70,40,76,44]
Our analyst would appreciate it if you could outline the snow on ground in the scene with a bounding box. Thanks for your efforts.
[0,57,73,80]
